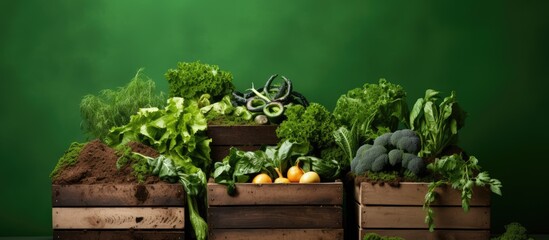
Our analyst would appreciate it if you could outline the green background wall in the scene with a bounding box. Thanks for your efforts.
[1,0,548,236]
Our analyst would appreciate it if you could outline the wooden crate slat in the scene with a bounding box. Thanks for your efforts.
[209,228,344,240]
[52,184,185,207]
[355,182,491,206]
[359,228,490,240]
[208,206,342,229]
[207,125,279,145]
[208,182,343,206]
[357,203,490,229]
[53,230,185,240]
[53,207,184,229]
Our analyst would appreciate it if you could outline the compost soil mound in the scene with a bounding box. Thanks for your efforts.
[52,140,163,184]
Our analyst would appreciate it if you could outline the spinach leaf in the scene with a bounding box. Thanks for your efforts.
[410,90,467,158]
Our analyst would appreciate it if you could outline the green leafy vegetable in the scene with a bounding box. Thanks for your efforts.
[105,97,211,240]
[105,97,211,172]
[333,78,408,143]
[410,89,467,159]
[276,103,340,156]
[199,94,252,122]
[213,140,309,195]
[491,222,534,240]
[423,154,502,231]
[50,142,86,179]
[80,69,165,140]
[134,154,208,240]
[334,124,360,169]
[165,61,234,101]
[299,156,342,182]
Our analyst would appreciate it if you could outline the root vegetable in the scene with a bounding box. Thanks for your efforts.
[252,173,272,184]
[299,171,320,183]
[274,167,291,183]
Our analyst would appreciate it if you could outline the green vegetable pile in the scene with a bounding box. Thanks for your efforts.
[105,97,211,239]
[492,222,534,240]
[80,69,166,140]
[333,78,408,143]
[212,140,309,195]
[165,61,234,101]
[351,129,425,176]
[410,89,467,159]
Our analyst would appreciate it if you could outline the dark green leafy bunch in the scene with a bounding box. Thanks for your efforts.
[80,69,166,140]
[410,89,467,159]
[333,78,408,143]
[424,154,502,231]
[105,97,211,240]
[491,222,534,240]
[165,61,234,101]
[351,129,425,176]
[276,103,340,157]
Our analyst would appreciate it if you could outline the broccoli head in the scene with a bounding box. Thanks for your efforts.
[406,156,425,175]
[353,144,387,175]
[401,152,416,168]
[374,132,393,146]
[371,154,389,172]
[389,129,421,154]
[351,144,372,172]
[388,149,403,166]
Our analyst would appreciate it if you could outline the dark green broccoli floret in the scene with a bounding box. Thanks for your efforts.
[396,136,420,154]
[388,149,403,166]
[351,144,373,172]
[371,154,389,172]
[492,222,533,240]
[389,129,416,146]
[406,156,425,175]
[374,132,392,146]
[401,153,416,168]
[353,145,387,174]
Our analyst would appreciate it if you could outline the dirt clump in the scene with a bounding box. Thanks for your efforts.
[52,139,163,185]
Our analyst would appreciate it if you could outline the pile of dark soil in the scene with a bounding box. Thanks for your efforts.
[52,139,163,185]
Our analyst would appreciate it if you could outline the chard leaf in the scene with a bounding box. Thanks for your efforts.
[410,98,425,130]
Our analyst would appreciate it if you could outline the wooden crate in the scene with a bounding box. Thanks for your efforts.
[52,183,186,240]
[206,125,278,162]
[207,182,345,240]
[354,182,491,240]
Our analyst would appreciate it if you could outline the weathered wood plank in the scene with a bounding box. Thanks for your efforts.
[52,184,185,207]
[208,206,342,229]
[355,182,491,206]
[357,203,490,229]
[208,182,343,206]
[209,228,344,240]
[53,230,185,240]
[206,125,278,145]
[53,207,184,229]
[358,228,490,240]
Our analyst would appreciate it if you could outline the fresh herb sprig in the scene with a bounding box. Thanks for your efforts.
[423,154,502,231]
[80,69,165,140]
